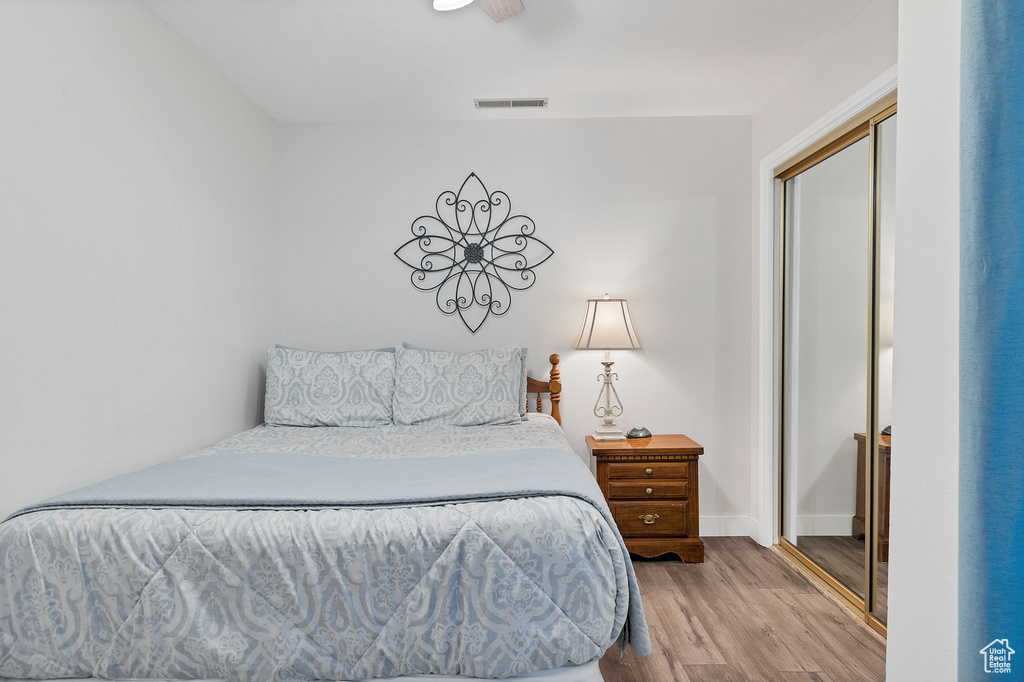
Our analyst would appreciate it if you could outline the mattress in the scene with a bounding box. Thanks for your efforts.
[0,415,649,680]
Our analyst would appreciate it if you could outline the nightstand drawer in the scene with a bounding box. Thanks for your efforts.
[611,502,687,535]
[607,480,687,499]
[607,462,689,480]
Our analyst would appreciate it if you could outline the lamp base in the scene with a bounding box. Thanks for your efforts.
[592,421,626,441]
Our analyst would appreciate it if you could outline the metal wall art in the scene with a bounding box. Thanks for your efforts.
[395,172,553,333]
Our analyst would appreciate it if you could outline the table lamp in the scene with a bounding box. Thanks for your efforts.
[573,294,641,440]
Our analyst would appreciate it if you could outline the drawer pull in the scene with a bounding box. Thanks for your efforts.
[645,467,653,475]
[639,514,660,525]
[646,487,653,495]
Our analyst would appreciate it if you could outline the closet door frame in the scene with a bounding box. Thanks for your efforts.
[774,95,896,638]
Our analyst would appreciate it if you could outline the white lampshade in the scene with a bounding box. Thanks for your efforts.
[433,0,474,10]
[573,295,641,350]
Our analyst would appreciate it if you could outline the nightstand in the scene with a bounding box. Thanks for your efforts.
[852,432,891,562]
[587,434,704,563]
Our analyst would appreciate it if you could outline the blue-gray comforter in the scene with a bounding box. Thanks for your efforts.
[0,428,649,680]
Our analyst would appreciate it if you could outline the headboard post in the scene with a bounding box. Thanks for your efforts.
[524,353,563,425]
[548,354,561,425]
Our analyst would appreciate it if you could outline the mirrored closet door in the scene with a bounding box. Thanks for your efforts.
[778,98,895,636]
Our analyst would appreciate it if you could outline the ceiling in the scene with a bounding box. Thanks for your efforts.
[143,0,874,123]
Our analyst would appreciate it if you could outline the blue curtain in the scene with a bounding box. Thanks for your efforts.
[961,0,1024,678]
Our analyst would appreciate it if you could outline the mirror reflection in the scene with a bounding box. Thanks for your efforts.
[780,112,896,627]
[872,112,897,625]
[782,136,870,600]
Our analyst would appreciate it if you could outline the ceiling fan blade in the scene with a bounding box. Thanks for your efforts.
[475,0,524,23]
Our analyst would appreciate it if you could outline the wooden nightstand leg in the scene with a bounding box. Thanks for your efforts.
[626,538,705,563]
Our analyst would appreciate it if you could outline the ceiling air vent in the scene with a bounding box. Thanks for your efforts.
[474,98,548,109]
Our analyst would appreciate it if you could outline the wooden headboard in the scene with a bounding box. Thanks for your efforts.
[525,353,562,424]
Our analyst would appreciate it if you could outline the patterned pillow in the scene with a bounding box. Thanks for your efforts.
[276,344,396,353]
[264,347,396,427]
[393,346,524,426]
[402,342,528,419]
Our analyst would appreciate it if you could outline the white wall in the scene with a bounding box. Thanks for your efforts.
[751,0,900,162]
[0,1,280,520]
[276,117,754,532]
[750,0,898,541]
[886,0,960,678]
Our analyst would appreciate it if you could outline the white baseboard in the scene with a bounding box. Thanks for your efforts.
[700,515,757,537]
[796,514,854,536]
[730,515,856,546]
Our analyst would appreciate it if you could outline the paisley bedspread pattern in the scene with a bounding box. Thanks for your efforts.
[0,416,646,680]
[0,497,625,680]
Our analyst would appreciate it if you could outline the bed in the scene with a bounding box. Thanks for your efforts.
[0,346,650,681]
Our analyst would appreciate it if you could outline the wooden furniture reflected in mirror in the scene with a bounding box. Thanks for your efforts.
[852,432,891,562]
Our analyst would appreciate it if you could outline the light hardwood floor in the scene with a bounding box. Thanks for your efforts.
[599,537,886,682]
[796,535,888,623]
